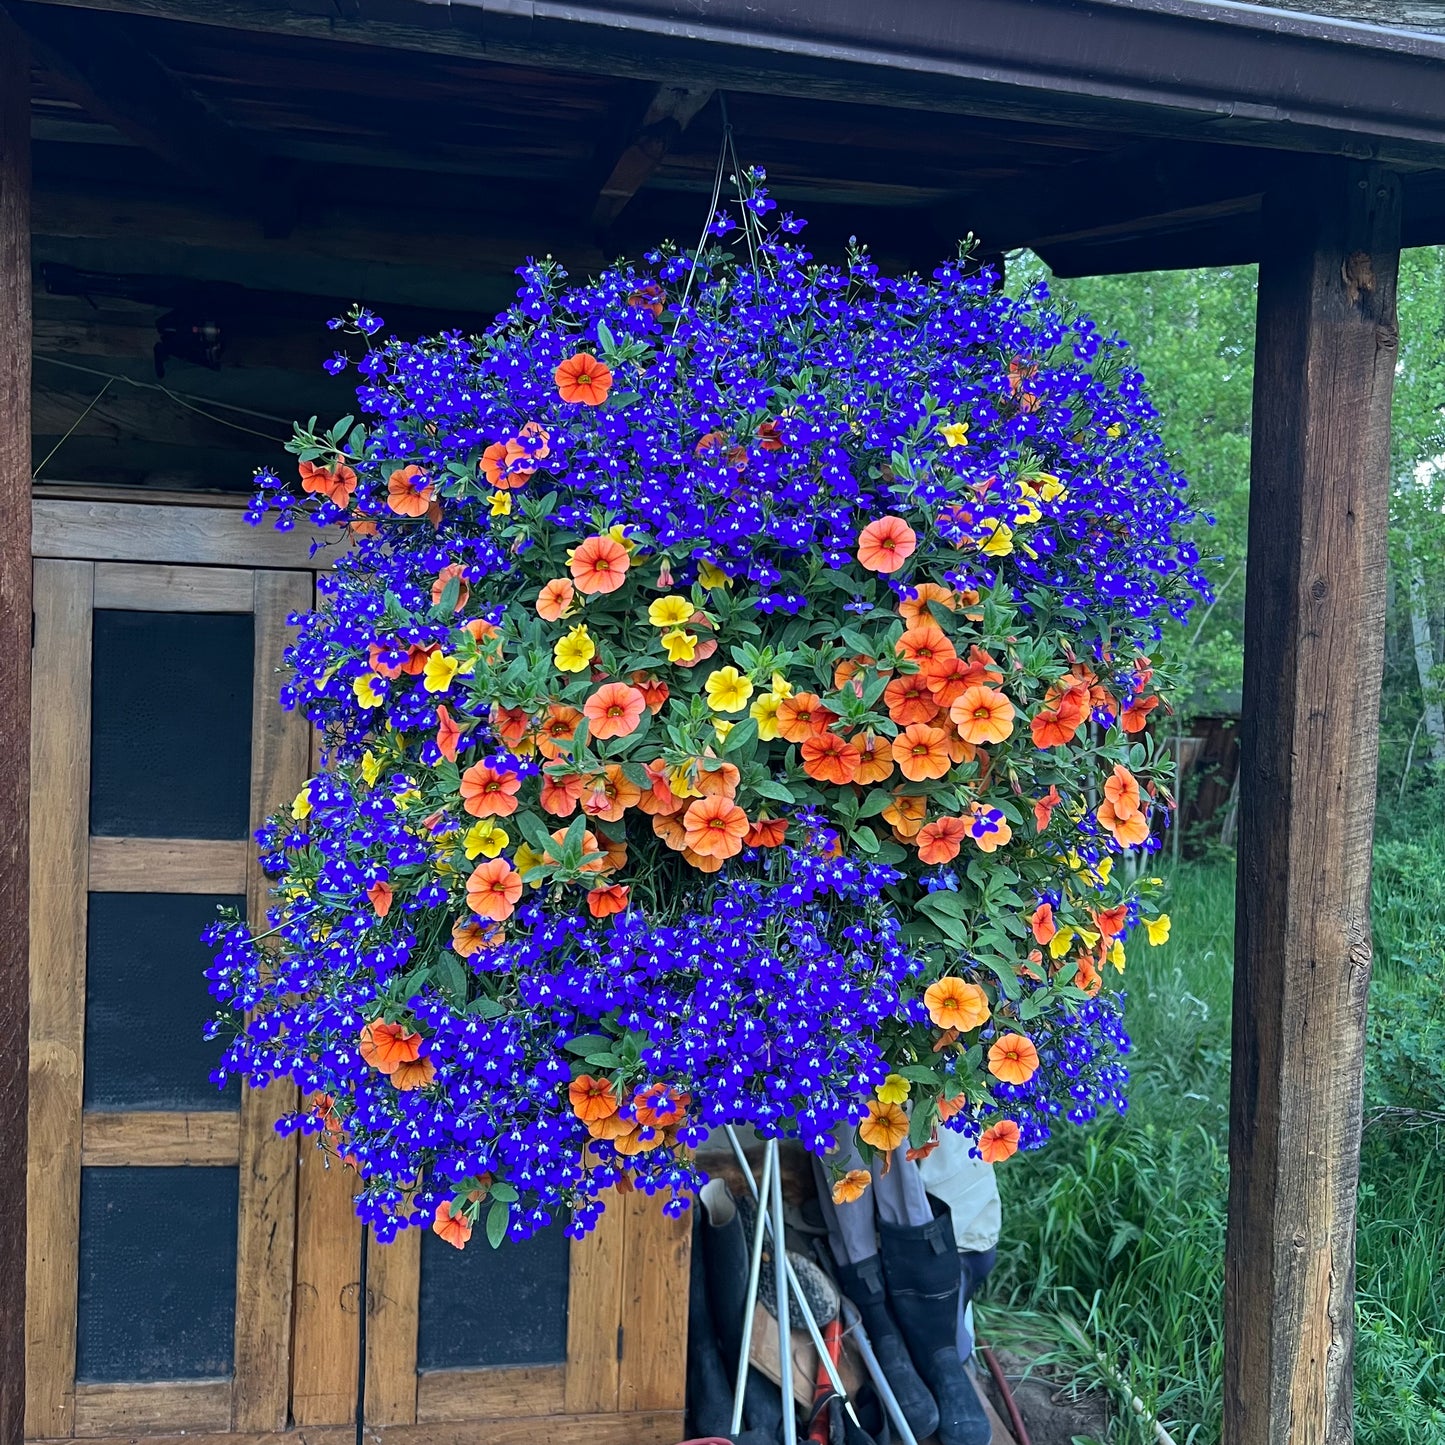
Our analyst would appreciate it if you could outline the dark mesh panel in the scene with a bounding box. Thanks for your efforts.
[417,1218,569,1369]
[84,892,241,1112]
[89,610,253,839]
[77,1166,237,1382]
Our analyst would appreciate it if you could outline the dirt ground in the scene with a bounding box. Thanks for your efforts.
[979,1344,1113,1445]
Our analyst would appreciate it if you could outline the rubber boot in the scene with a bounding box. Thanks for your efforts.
[698,1179,787,1441]
[833,1255,939,1442]
[878,1199,991,1445]
[687,1213,740,1440]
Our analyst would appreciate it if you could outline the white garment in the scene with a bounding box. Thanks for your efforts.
[917,1128,1001,1253]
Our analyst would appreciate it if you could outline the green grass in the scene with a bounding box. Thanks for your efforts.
[980,845,1445,1444]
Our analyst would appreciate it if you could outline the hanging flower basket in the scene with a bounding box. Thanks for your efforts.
[206,171,1204,1249]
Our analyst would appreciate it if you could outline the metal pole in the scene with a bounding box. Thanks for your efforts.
[730,1139,776,1434]
[770,1139,796,1445]
[355,1224,369,1445]
[723,1126,855,1414]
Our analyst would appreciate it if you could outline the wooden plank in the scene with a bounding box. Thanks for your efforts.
[289,1147,362,1426]
[24,558,93,1441]
[616,1191,691,1414]
[93,562,257,613]
[563,1193,627,1414]
[87,837,249,894]
[415,1365,565,1424]
[0,19,32,1445]
[80,1110,240,1167]
[364,1223,420,1427]
[231,569,312,1433]
[1226,160,1402,1445]
[28,1408,686,1445]
[32,498,340,570]
[71,1379,232,1437]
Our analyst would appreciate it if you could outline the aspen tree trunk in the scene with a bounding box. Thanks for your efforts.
[1406,543,1445,763]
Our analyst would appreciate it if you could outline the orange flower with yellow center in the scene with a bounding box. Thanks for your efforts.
[892,724,952,781]
[856,515,918,573]
[555,352,613,405]
[858,1099,909,1152]
[568,534,630,595]
[978,1119,1021,1164]
[950,685,1015,746]
[987,1033,1040,1085]
[923,977,990,1031]
[681,795,750,860]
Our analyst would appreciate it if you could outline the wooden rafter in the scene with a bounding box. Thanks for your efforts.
[10,1,298,235]
[591,84,713,231]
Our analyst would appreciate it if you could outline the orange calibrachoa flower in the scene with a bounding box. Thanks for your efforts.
[852,730,895,785]
[585,884,630,918]
[745,816,789,848]
[924,977,990,1031]
[978,1119,1021,1164]
[1034,784,1062,833]
[568,1074,618,1122]
[460,763,522,817]
[536,578,576,620]
[776,692,836,743]
[801,731,862,785]
[569,534,630,595]
[537,704,583,759]
[988,1033,1041,1085]
[1121,693,1159,733]
[950,685,1015,745]
[858,1099,909,1152]
[832,1169,872,1204]
[633,1083,690,1128]
[298,458,357,508]
[916,816,967,865]
[882,792,928,839]
[386,464,434,517]
[583,683,646,740]
[1104,765,1141,819]
[366,881,393,918]
[884,673,942,725]
[682,795,750,860]
[392,1055,436,1091]
[430,564,470,611]
[896,623,957,671]
[857,515,918,573]
[580,765,640,822]
[898,582,956,625]
[360,1020,423,1075]
[465,858,523,921]
[451,919,495,957]
[893,724,952,781]
[435,705,463,763]
[432,1199,472,1249]
[1030,901,1057,945]
[555,352,613,405]
[1097,798,1150,847]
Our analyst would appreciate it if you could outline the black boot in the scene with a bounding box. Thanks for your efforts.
[834,1255,939,1442]
[879,1199,991,1445]
[687,1212,740,1440]
[698,1180,787,1441]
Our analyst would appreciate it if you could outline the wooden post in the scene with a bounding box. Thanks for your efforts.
[1226,161,1401,1445]
[0,16,31,1445]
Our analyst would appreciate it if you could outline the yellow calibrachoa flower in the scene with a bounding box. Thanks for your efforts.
[1030,471,1067,503]
[647,595,695,628]
[554,624,596,673]
[360,749,381,787]
[464,819,509,860]
[769,672,793,699]
[1145,914,1172,946]
[512,841,546,888]
[489,490,512,517]
[1010,493,1043,526]
[697,560,732,590]
[292,783,313,821]
[1106,422,1124,439]
[750,692,784,740]
[705,665,753,713]
[876,1073,910,1105]
[1109,939,1127,972]
[423,652,460,693]
[1048,927,1075,959]
[713,719,735,743]
[353,673,384,708]
[661,629,698,664]
[939,420,970,448]
[604,523,637,555]
[980,521,1014,557]
[668,763,701,799]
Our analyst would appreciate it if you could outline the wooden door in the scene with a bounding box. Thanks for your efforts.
[25,548,310,1441]
[25,495,690,1445]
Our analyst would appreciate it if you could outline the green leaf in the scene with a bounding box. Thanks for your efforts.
[853,825,880,853]
[919,890,971,921]
[752,779,796,803]
[908,1095,938,1149]
[720,717,758,755]
[486,1200,510,1248]
[488,1181,519,1203]
[564,1034,614,1057]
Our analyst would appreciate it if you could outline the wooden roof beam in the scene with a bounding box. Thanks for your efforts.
[591,84,713,233]
[8,1,298,236]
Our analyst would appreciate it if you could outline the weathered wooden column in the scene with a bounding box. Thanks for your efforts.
[1226,161,1401,1445]
[0,14,31,1445]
